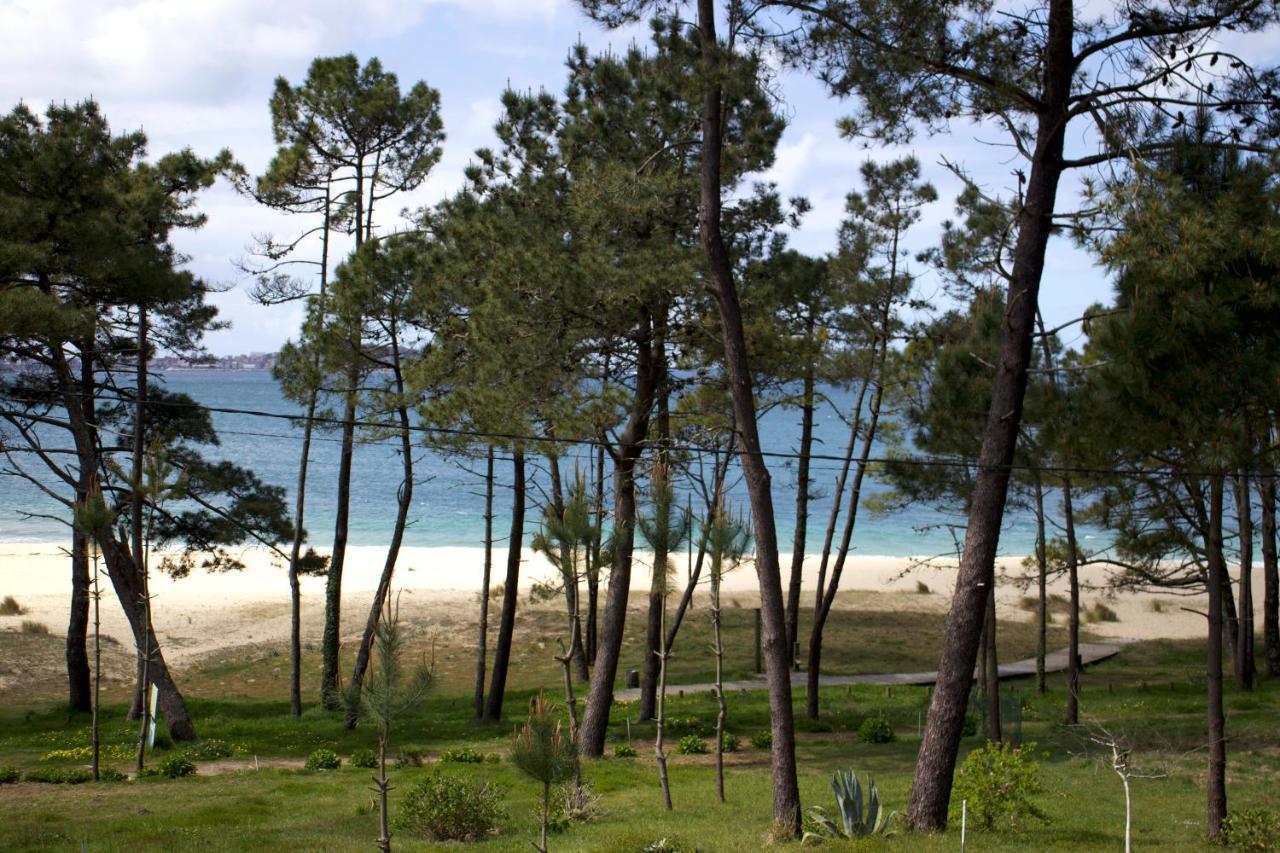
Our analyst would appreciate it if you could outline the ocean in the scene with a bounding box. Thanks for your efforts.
[0,369,1060,557]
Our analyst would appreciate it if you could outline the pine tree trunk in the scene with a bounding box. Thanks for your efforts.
[579,316,657,756]
[906,5,1071,818]
[983,582,1002,742]
[696,0,800,832]
[1260,461,1280,677]
[485,450,526,722]
[1033,473,1048,695]
[1063,476,1081,724]
[322,383,358,710]
[640,327,672,718]
[1234,472,1255,690]
[67,528,92,712]
[1205,475,1228,839]
[286,391,318,718]
[786,354,816,663]
[666,439,730,653]
[475,447,495,720]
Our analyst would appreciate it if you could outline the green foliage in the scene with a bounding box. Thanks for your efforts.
[98,766,127,783]
[719,732,740,753]
[612,743,637,758]
[440,746,488,764]
[0,596,24,615]
[857,716,896,744]
[156,755,197,779]
[665,717,710,737]
[25,767,94,784]
[961,714,979,737]
[304,748,341,771]
[182,739,233,761]
[676,735,708,755]
[395,773,507,842]
[395,745,426,768]
[510,693,578,788]
[802,768,894,842]
[951,741,1048,831]
[1219,808,1280,851]
[750,730,772,750]
[548,781,604,833]
[0,765,18,784]
[348,748,377,769]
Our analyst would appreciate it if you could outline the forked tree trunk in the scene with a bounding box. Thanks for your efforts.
[579,319,656,755]
[485,450,526,722]
[322,383,358,710]
[696,0,800,832]
[1205,475,1228,839]
[906,1,1071,820]
[475,447,495,720]
[1260,461,1280,677]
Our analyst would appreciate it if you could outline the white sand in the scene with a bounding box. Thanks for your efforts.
[0,540,1266,673]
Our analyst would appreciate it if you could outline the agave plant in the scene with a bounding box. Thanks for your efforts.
[802,768,894,843]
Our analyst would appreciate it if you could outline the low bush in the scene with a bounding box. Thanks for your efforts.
[439,746,488,764]
[613,743,637,758]
[155,755,196,778]
[548,781,604,832]
[915,581,930,594]
[349,748,378,769]
[182,739,233,761]
[676,735,707,755]
[1220,807,1280,851]
[0,595,25,615]
[0,765,19,784]
[750,730,772,750]
[857,716,896,744]
[20,620,49,635]
[26,767,93,784]
[719,732,740,753]
[304,748,341,771]
[396,745,426,767]
[98,766,128,782]
[951,741,1048,831]
[395,773,507,842]
[1086,600,1119,623]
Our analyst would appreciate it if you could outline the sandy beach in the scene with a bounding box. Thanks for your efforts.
[1,539,1261,684]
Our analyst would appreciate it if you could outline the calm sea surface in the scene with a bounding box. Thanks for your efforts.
[0,370,1077,557]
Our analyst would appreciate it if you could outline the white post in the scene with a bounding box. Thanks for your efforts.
[145,683,160,748]
[961,799,967,852]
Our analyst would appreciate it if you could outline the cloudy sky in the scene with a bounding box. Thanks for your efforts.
[1,0,1181,355]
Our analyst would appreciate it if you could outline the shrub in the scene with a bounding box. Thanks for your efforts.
[26,767,93,784]
[676,735,708,755]
[156,755,196,778]
[548,781,604,832]
[858,716,896,744]
[613,743,637,758]
[0,595,25,615]
[1220,808,1280,851]
[396,745,426,767]
[396,773,507,842]
[349,748,378,769]
[183,739,233,761]
[915,581,930,594]
[98,766,127,782]
[440,746,487,764]
[750,730,772,750]
[0,765,19,784]
[1085,600,1119,623]
[720,732,740,753]
[20,620,49,635]
[304,748,341,771]
[951,741,1048,831]
[803,768,894,841]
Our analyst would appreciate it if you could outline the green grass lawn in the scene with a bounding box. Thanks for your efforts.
[1,609,1276,851]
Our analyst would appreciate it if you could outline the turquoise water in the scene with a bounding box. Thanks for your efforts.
[0,370,1059,556]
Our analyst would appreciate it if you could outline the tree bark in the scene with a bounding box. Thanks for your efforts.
[1234,472,1255,690]
[1205,474,1228,839]
[579,316,656,755]
[475,446,495,720]
[321,384,358,710]
[696,0,801,833]
[786,346,816,663]
[983,581,1002,742]
[1033,473,1048,695]
[906,2,1072,824]
[1063,475,1081,724]
[67,528,92,712]
[485,450,526,722]
[1260,459,1280,677]
[640,335,672,720]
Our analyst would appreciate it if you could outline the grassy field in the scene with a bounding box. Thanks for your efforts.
[0,596,1276,851]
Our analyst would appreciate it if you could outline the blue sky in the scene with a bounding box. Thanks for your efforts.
[0,0,1158,355]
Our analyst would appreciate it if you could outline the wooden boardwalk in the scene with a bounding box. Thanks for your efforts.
[614,642,1123,701]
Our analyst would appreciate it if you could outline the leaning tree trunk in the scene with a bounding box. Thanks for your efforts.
[982,582,1002,743]
[1205,475,1228,839]
[345,352,415,729]
[321,381,358,711]
[786,350,816,663]
[101,536,196,741]
[906,10,1071,822]
[696,0,800,833]
[475,447,495,720]
[485,450,526,722]
[579,319,656,755]
[1234,471,1255,690]
[1260,461,1280,677]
